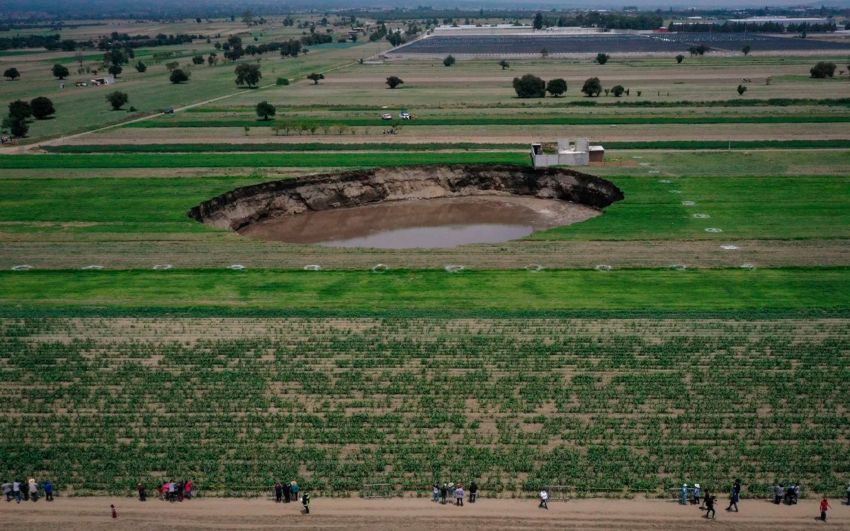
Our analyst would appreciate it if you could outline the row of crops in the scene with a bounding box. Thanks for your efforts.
[1,317,848,497]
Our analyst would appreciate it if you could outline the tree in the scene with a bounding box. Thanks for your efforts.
[4,116,28,138]
[386,76,404,89]
[737,84,747,96]
[30,97,55,119]
[742,45,751,56]
[108,64,123,78]
[8,100,32,120]
[135,61,147,73]
[105,91,129,110]
[4,67,20,81]
[307,72,324,84]
[611,84,625,97]
[675,54,684,64]
[532,12,544,30]
[498,60,510,70]
[546,78,567,97]
[581,77,603,97]
[255,101,276,120]
[234,63,262,87]
[596,53,610,65]
[169,69,190,84]
[192,55,205,65]
[52,64,70,80]
[513,74,546,98]
[810,61,836,79]
[443,55,455,67]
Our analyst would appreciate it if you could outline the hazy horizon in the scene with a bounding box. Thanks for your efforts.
[2,0,849,19]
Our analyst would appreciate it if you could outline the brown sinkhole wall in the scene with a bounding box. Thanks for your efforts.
[187,164,624,232]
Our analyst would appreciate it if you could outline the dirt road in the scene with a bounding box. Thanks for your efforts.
[0,496,846,530]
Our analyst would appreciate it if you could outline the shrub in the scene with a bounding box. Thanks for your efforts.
[737,84,747,96]
[169,69,190,84]
[386,76,404,89]
[810,61,836,79]
[276,77,289,86]
[611,85,625,97]
[106,91,129,110]
[513,74,546,98]
[581,77,603,97]
[443,55,455,67]
[546,78,567,97]
[596,53,610,65]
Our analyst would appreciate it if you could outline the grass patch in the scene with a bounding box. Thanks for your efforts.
[125,114,850,128]
[1,268,847,312]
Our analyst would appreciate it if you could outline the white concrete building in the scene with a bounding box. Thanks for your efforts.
[530,138,604,168]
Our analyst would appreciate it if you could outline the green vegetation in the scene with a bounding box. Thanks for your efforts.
[0,152,527,169]
[0,269,848,312]
[2,316,847,495]
[128,114,850,128]
[41,139,850,154]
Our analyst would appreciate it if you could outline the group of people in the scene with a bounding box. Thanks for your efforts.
[135,479,193,502]
[432,482,478,506]
[2,479,54,503]
[273,481,310,513]
[773,483,801,505]
[679,480,741,519]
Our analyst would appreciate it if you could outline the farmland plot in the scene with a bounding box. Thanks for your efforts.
[1,317,848,497]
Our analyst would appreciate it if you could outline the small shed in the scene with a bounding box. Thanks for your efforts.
[530,137,604,168]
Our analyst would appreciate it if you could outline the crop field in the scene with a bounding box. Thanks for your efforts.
[392,33,850,56]
[1,12,849,510]
[1,316,848,496]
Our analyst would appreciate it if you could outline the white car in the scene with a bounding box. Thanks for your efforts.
[399,111,411,120]
[381,113,392,120]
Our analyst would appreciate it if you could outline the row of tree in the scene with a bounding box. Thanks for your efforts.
[513,75,622,98]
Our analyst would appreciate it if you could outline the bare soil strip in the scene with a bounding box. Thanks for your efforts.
[0,496,846,530]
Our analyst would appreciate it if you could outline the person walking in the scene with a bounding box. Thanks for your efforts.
[539,489,549,510]
[846,484,850,506]
[432,483,440,503]
[726,480,740,512]
[28,478,39,502]
[774,484,783,505]
[290,481,300,504]
[111,504,118,519]
[440,483,447,504]
[274,481,283,503]
[455,484,464,507]
[469,481,478,503]
[680,483,689,505]
[819,496,830,522]
[43,480,53,502]
[168,480,176,502]
[283,481,291,503]
[2,481,11,502]
[184,479,193,500]
[692,484,701,506]
[176,480,185,502]
[12,479,21,503]
[301,491,310,514]
[792,483,800,505]
[137,482,146,501]
[704,492,716,519]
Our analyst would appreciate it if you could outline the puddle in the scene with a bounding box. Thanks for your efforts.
[239,195,599,249]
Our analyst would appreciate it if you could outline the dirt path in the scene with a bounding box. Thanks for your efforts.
[0,496,846,530]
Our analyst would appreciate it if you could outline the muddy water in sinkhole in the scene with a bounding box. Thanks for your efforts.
[238,195,600,249]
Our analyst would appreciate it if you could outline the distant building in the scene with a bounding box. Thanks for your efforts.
[727,16,831,26]
[530,138,604,168]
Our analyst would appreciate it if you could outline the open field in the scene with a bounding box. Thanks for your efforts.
[1,13,849,526]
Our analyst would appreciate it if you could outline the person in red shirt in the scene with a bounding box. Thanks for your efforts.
[185,479,193,500]
[820,497,830,521]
